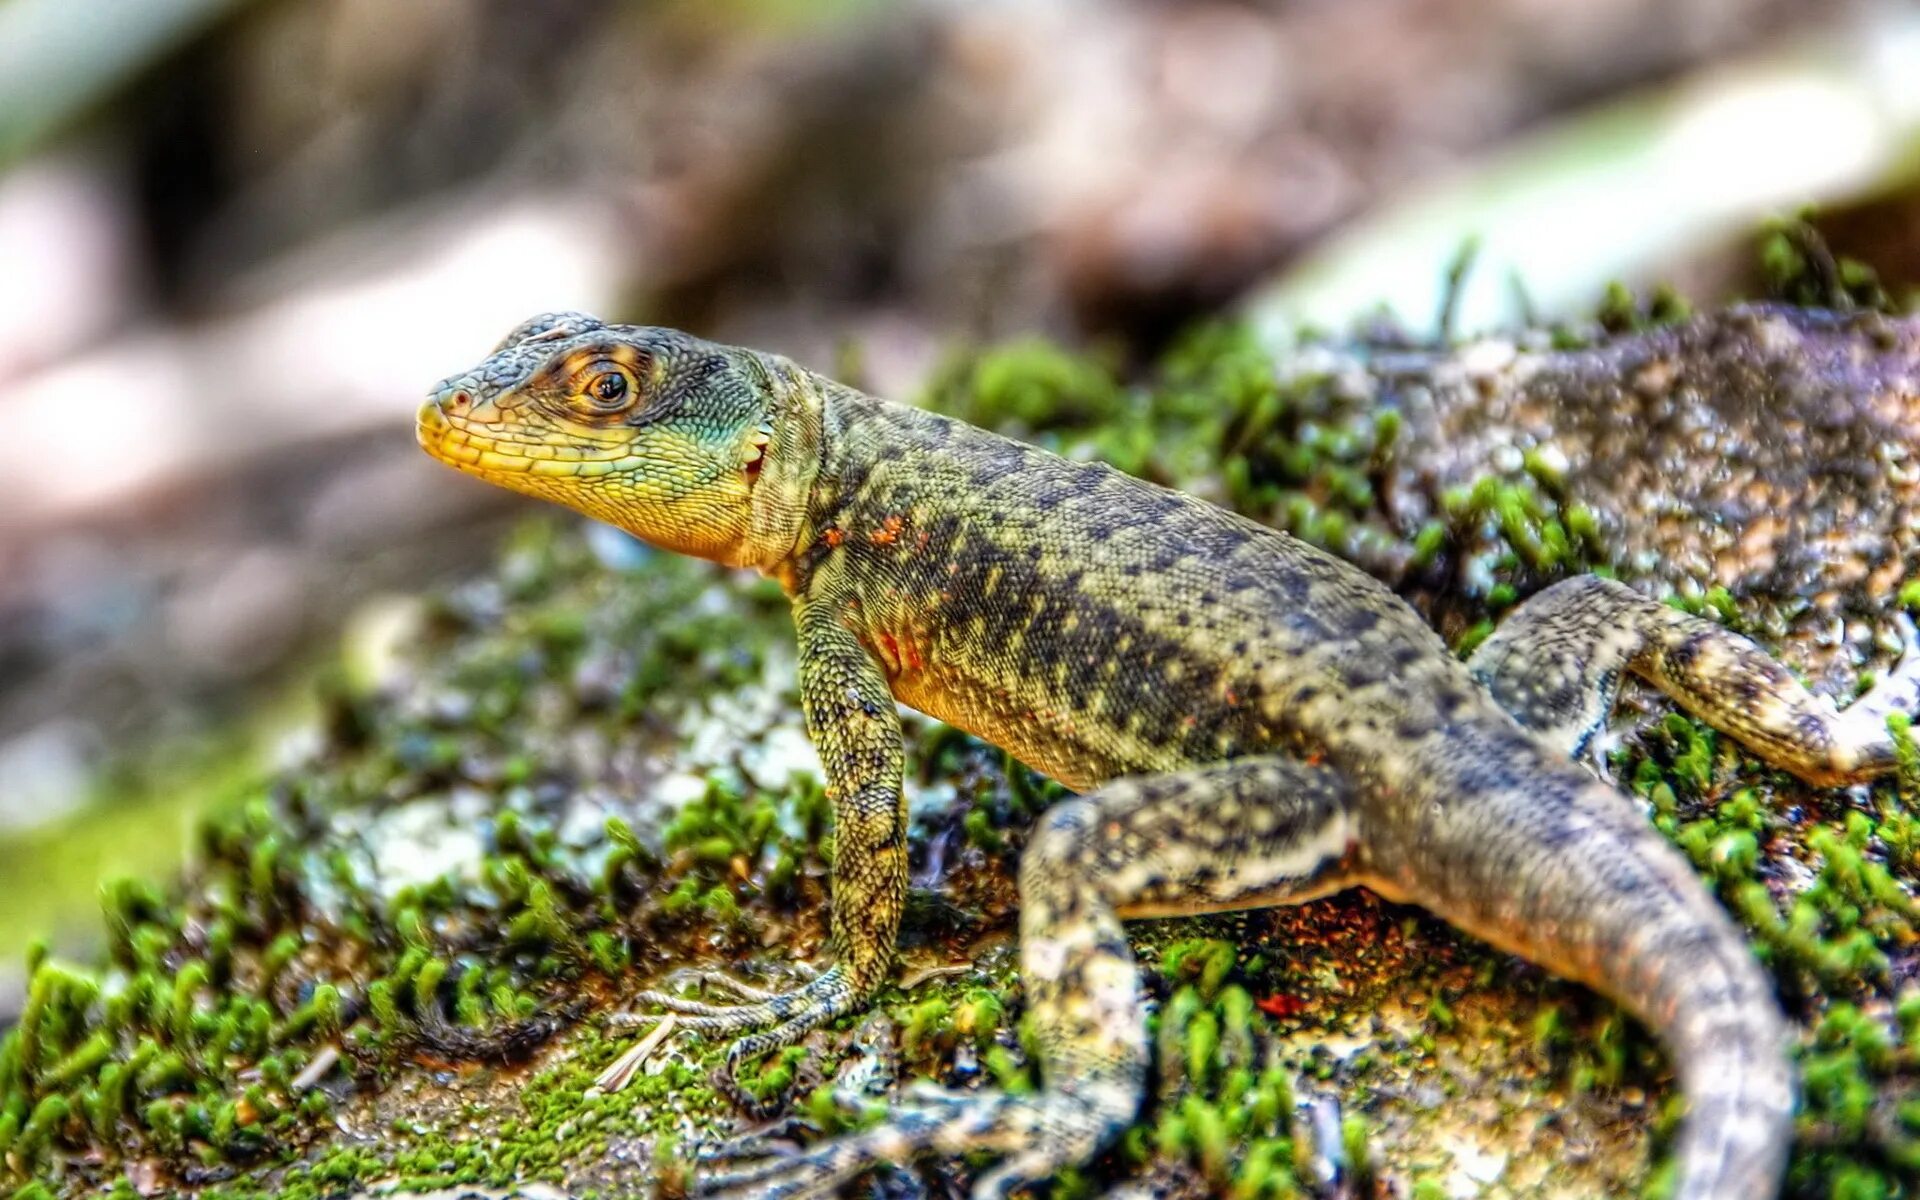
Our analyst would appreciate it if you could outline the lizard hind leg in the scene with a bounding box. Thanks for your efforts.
[696,755,1356,1199]
[1471,574,1917,784]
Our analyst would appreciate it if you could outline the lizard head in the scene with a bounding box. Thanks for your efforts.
[417,313,821,571]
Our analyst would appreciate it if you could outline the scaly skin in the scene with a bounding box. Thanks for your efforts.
[418,313,1920,1199]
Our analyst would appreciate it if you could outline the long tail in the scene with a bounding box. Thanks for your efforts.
[1373,739,1795,1198]
[1624,891,1795,1199]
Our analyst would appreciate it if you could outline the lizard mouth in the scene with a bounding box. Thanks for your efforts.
[415,401,642,479]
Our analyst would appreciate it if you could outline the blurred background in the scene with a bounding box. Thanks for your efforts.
[1,0,1918,989]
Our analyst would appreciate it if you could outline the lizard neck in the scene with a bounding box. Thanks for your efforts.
[780,382,925,599]
[738,351,832,587]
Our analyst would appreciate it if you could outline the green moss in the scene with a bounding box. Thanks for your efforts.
[738,1045,810,1103]
[1339,1113,1376,1194]
[922,338,1126,435]
[984,1043,1034,1096]
[0,542,829,1188]
[1757,218,1894,313]
[962,806,1005,853]
[1161,938,1238,1002]
[1620,682,1920,1192]
[1595,280,1693,334]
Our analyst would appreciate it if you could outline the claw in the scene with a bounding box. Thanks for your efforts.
[609,997,768,1025]
[695,1115,815,1164]
[611,967,850,1038]
[643,966,790,1005]
[594,991,791,1105]
[692,1098,941,1200]
[690,1085,1125,1200]
[599,967,865,1117]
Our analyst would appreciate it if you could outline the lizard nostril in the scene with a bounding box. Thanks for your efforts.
[446,389,473,412]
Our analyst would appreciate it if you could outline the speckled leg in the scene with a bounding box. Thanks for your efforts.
[623,597,908,1090]
[696,756,1355,1200]
[1469,575,1920,784]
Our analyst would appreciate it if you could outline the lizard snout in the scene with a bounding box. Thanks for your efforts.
[425,378,503,425]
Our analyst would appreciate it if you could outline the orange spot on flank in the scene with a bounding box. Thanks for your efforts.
[872,625,928,674]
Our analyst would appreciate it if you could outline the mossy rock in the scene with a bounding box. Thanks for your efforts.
[5,304,1920,1198]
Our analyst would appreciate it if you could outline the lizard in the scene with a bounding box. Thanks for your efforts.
[415,311,1920,1200]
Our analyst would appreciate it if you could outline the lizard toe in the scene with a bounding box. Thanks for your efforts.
[612,965,852,1038]
[595,969,860,1109]
[695,1085,1122,1200]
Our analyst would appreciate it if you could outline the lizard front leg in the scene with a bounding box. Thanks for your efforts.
[697,755,1355,1199]
[1469,574,1920,783]
[624,592,908,1079]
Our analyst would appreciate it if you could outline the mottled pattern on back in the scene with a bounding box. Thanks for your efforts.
[800,393,1475,791]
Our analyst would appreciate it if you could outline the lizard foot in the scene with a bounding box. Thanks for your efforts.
[694,1081,1121,1200]
[612,966,786,1012]
[606,965,862,1113]
[612,964,852,1036]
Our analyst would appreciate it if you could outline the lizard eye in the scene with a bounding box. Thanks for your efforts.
[571,365,639,415]
[592,372,627,403]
